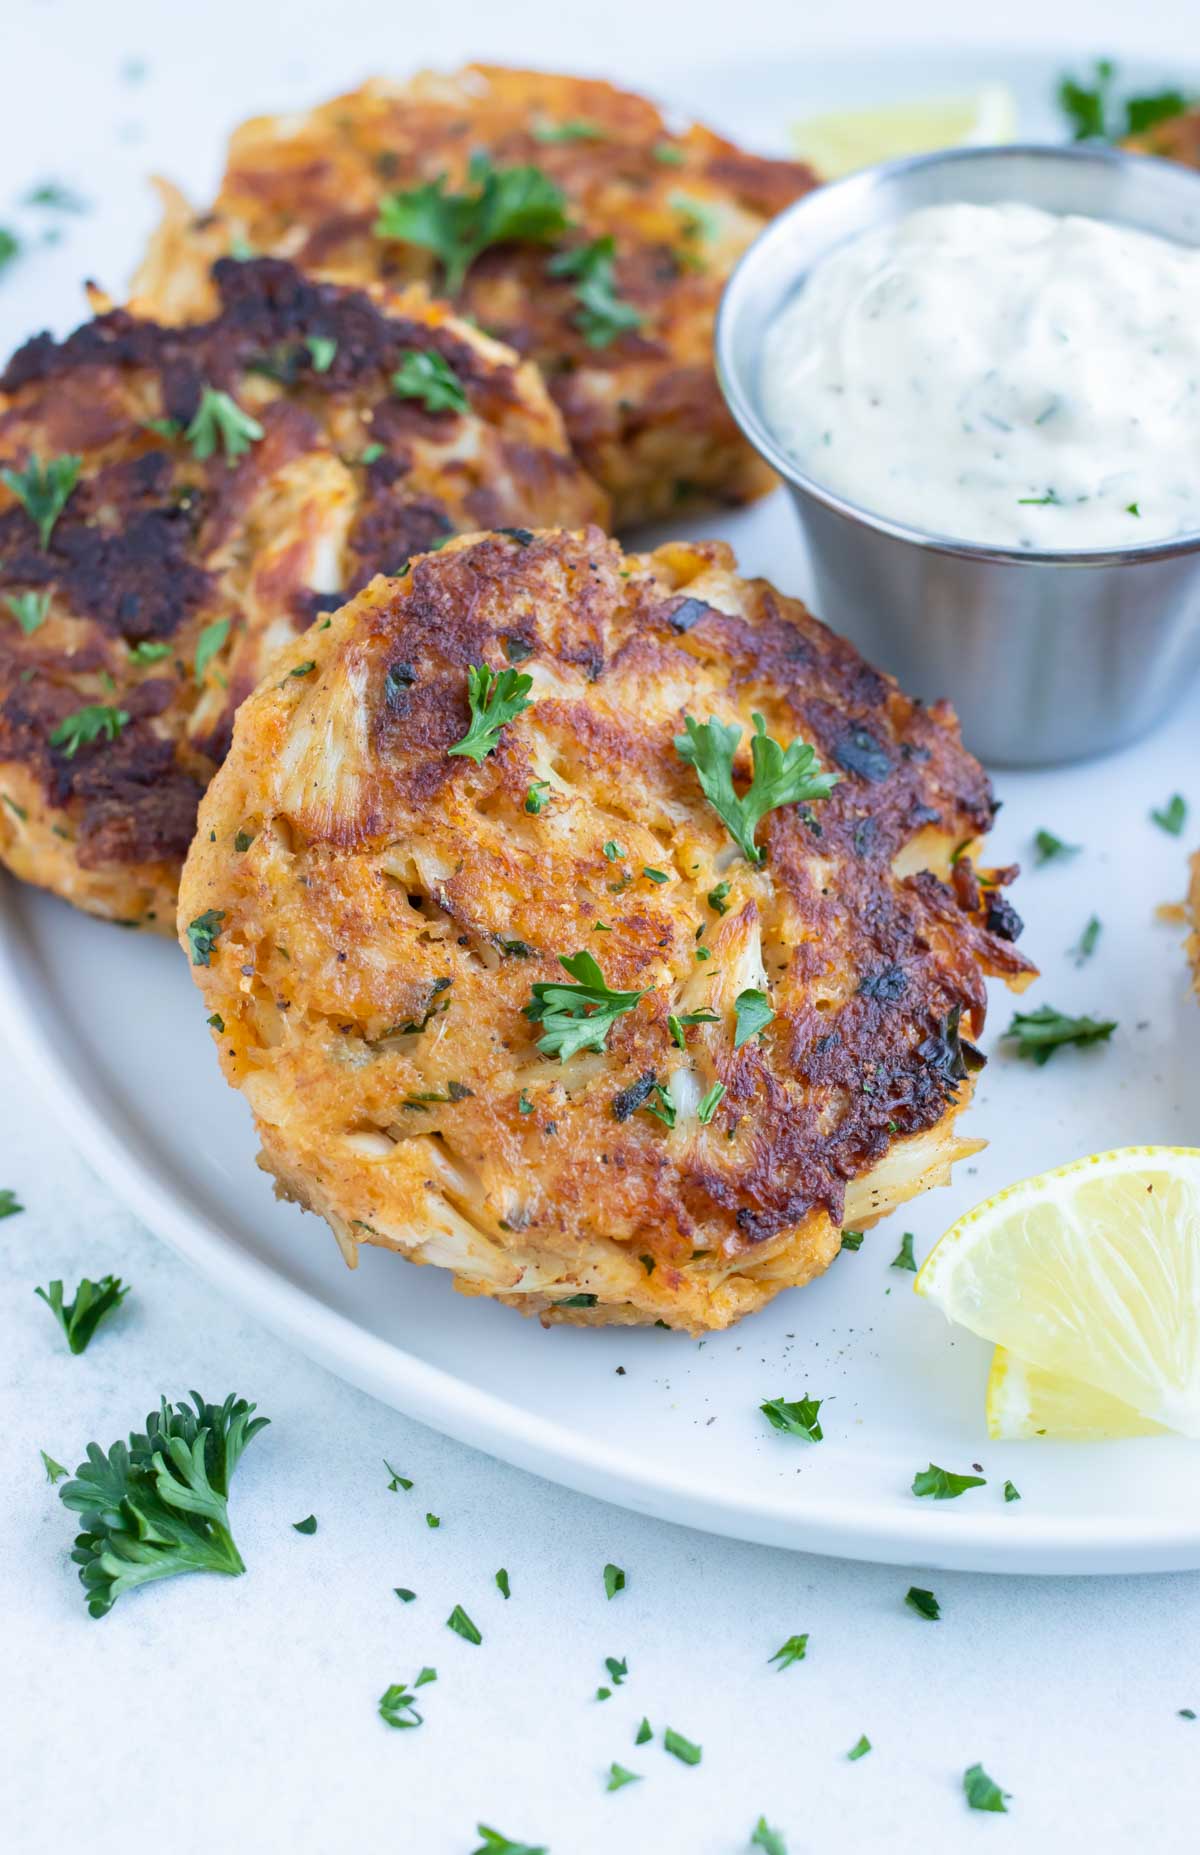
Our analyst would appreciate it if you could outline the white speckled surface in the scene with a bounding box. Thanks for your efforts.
[4,3,1200,1850]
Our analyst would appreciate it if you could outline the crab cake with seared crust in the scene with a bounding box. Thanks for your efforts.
[131,64,818,527]
[0,257,606,926]
[1124,110,1200,167]
[178,526,1035,1334]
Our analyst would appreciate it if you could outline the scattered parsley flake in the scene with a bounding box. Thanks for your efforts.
[606,1762,641,1792]
[0,226,20,275]
[5,590,50,634]
[653,142,685,165]
[24,180,87,213]
[912,1463,986,1500]
[840,1230,864,1252]
[733,987,774,1048]
[642,865,668,884]
[129,639,171,662]
[375,154,569,293]
[425,1512,440,1528]
[194,616,231,683]
[1151,793,1188,836]
[664,1727,702,1766]
[548,235,643,347]
[1003,1005,1117,1065]
[603,840,625,860]
[40,1449,68,1484]
[963,1763,1010,1813]
[533,117,606,142]
[707,881,730,914]
[517,1091,534,1115]
[675,711,838,863]
[379,1679,427,1729]
[604,1561,626,1599]
[305,334,337,372]
[0,1188,24,1218]
[384,1459,413,1491]
[394,1587,416,1602]
[35,1275,128,1354]
[526,950,649,1060]
[890,1232,917,1271]
[447,1603,482,1645]
[185,908,225,966]
[1072,916,1102,965]
[905,1585,940,1620]
[185,387,263,462]
[471,1828,548,1855]
[496,1567,511,1599]
[1179,1708,1197,1721]
[750,1819,787,1855]
[1033,828,1080,864]
[605,1654,627,1685]
[1,452,80,547]
[635,1717,652,1745]
[696,1081,725,1124]
[292,1514,317,1534]
[448,664,533,763]
[760,1395,823,1442]
[847,1734,872,1761]
[392,349,469,414]
[768,1633,809,1670]
[525,779,549,814]
[1004,1480,1021,1503]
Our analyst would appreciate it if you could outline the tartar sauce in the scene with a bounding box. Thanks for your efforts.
[761,201,1200,549]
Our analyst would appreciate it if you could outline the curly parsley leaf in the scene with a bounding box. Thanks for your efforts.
[392,349,469,414]
[526,950,649,1060]
[5,589,50,634]
[35,1275,129,1354]
[375,155,569,294]
[1003,1004,1117,1065]
[1151,792,1188,836]
[733,987,774,1049]
[751,1819,788,1855]
[58,1391,269,1617]
[912,1462,986,1500]
[186,908,225,967]
[447,1603,482,1645]
[963,1763,1010,1813]
[760,1395,823,1442]
[905,1585,940,1620]
[548,236,643,348]
[49,704,130,759]
[663,1727,702,1766]
[604,1561,626,1599]
[471,1827,548,1855]
[768,1632,808,1670]
[448,664,533,763]
[1,451,80,547]
[675,711,838,863]
[185,386,264,462]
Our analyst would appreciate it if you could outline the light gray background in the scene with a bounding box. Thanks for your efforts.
[3,2,1199,1851]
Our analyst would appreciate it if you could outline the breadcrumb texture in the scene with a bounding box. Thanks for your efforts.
[179,527,1035,1333]
[131,64,817,526]
[0,258,604,926]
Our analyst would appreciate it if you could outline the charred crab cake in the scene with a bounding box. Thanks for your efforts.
[0,257,605,926]
[131,64,818,526]
[178,526,1035,1334]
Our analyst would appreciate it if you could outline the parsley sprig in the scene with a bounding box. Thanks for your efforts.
[185,387,264,462]
[2,451,81,548]
[548,236,643,347]
[963,1763,1010,1813]
[760,1395,823,1442]
[35,1275,128,1354]
[471,1828,548,1855]
[375,155,569,293]
[675,712,838,863]
[448,664,533,763]
[526,950,649,1060]
[49,704,130,758]
[1003,1004,1117,1065]
[58,1392,268,1617]
[392,350,469,414]
[912,1463,986,1500]
[5,589,50,634]
[1059,58,1190,141]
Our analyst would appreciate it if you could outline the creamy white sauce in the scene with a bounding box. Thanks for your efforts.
[761,201,1200,550]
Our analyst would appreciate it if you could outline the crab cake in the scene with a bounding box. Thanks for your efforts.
[131,65,818,527]
[0,257,605,926]
[178,526,1035,1334]
[1124,110,1200,167]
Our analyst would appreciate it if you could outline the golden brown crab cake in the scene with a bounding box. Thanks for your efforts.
[131,64,818,527]
[1124,109,1200,167]
[0,257,606,926]
[178,526,1035,1334]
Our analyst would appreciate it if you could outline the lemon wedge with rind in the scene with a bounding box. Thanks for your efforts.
[986,1346,1166,1441]
[916,1147,1200,1437]
[790,85,1017,180]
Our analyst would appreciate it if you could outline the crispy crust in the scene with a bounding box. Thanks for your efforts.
[178,526,1035,1333]
[130,64,818,526]
[0,258,605,925]
[1124,111,1200,167]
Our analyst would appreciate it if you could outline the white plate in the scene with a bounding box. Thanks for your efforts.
[3,46,1200,1573]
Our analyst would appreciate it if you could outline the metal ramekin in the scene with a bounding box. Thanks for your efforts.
[717,145,1200,766]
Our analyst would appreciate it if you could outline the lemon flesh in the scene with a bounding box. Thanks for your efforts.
[790,86,1017,179]
[916,1148,1200,1437]
[986,1346,1166,1441]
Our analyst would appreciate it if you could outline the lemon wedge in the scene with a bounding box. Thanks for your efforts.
[916,1147,1200,1438]
[985,1346,1166,1441]
[791,85,1017,179]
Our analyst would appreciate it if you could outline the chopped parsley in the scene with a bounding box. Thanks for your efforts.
[750,1820,787,1855]
[446,1603,482,1645]
[1017,489,1062,506]
[532,118,606,142]
[186,908,225,967]
[1004,1480,1021,1503]
[379,1674,432,1729]
[129,639,171,663]
[525,779,549,814]
[706,881,730,914]
[696,1081,725,1124]
[768,1633,808,1670]
[305,334,337,372]
[384,1459,413,1491]
[890,1232,917,1272]
[496,1567,511,1598]
[847,1734,872,1761]
[604,1561,626,1599]
[668,1008,719,1050]
[963,1763,1010,1814]
[840,1230,864,1252]
[36,1275,123,1357]
[635,1717,653,1745]
[603,840,625,860]
[905,1585,940,1620]
[448,664,533,763]
[675,711,838,863]
[548,236,643,347]
[394,1587,416,1602]
[605,1763,641,1791]
[760,1395,823,1442]
[5,590,50,634]
[912,1463,986,1500]
[40,1449,68,1484]
[426,1512,440,1528]
[292,1514,317,1534]
[49,703,130,758]
[194,615,231,683]
[733,987,774,1048]
[670,190,721,244]
[24,180,88,212]
[0,226,19,275]
[58,1392,268,1617]
[2,451,80,548]
[0,1188,23,1218]
[526,950,649,1059]
[517,1091,534,1115]
[471,1828,548,1855]
[643,865,668,884]
[1151,792,1188,835]
[1003,1004,1117,1065]
[375,154,569,292]
[1072,916,1102,965]
[1058,59,1190,141]
[285,660,316,680]
[663,1727,702,1766]
[1033,827,1079,864]
[653,142,686,165]
[185,387,264,462]
[392,349,469,414]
